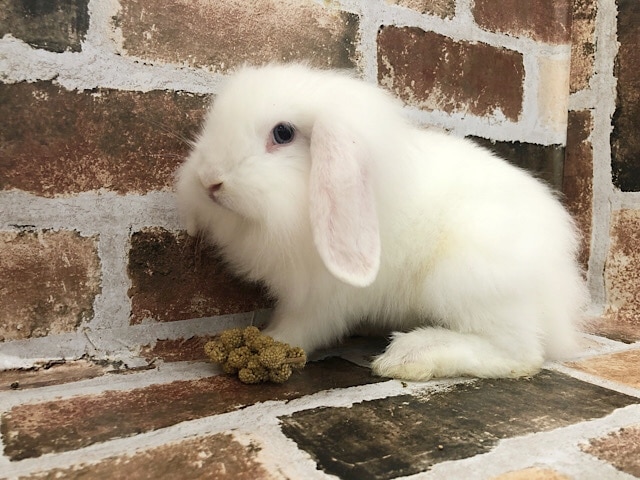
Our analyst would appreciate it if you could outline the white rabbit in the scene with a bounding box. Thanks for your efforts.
[175,63,588,381]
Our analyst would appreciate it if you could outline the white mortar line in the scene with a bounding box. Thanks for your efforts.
[0,191,181,233]
[348,0,382,83]
[586,0,619,309]
[90,230,132,330]
[0,311,268,367]
[0,360,220,410]
[0,37,224,94]
[244,424,328,480]
[612,190,640,209]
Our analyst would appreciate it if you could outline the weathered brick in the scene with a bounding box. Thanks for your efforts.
[600,210,640,342]
[473,0,572,44]
[1,357,382,460]
[569,0,597,93]
[470,137,564,190]
[492,468,570,480]
[387,0,455,18]
[140,336,215,363]
[538,56,571,132]
[378,27,524,121]
[0,82,207,197]
[563,109,593,270]
[0,359,108,391]
[611,0,640,191]
[567,349,640,389]
[0,230,101,341]
[0,0,89,53]
[23,433,274,480]
[127,228,273,324]
[281,371,636,479]
[583,426,640,478]
[116,0,359,72]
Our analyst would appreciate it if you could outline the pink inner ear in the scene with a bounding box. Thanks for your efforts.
[309,119,381,287]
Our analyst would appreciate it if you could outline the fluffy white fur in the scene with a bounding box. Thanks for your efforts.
[176,64,588,381]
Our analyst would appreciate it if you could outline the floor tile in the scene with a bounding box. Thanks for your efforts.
[280,370,637,479]
[0,360,109,391]
[23,433,277,480]
[582,425,640,478]
[491,467,570,480]
[567,348,640,388]
[2,357,382,460]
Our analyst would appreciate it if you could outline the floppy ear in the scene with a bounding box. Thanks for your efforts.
[309,116,381,287]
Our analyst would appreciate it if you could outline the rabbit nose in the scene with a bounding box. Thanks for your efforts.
[208,182,223,199]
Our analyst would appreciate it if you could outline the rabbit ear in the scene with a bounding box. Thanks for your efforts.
[309,116,381,287]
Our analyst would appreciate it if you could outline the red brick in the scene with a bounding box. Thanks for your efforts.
[378,27,524,121]
[140,336,215,363]
[563,110,593,270]
[611,0,640,191]
[127,228,273,324]
[569,0,597,93]
[583,426,640,478]
[23,433,273,480]
[0,360,108,391]
[0,230,101,341]
[0,0,89,53]
[388,0,455,18]
[116,0,359,72]
[600,210,640,342]
[1,358,382,460]
[473,0,572,44]
[0,82,207,197]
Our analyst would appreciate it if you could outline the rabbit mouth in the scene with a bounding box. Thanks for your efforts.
[209,194,231,212]
[206,187,242,217]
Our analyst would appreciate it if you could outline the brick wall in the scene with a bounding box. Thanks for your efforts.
[564,0,640,343]
[1,0,638,367]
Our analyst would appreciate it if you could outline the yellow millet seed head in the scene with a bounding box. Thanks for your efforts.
[238,360,270,384]
[242,326,261,342]
[204,341,228,364]
[219,328,244,350]
[288,346,306,359]
[245,334,275,352]
[287,347,307,370]
[226,346,252,369]
[222,362,238,375]
[205,326,307,384]
[238,368,269,384]
[269,364,293,383]
[259,345,288,369]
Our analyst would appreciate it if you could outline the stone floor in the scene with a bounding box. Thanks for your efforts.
[0,333,639,480]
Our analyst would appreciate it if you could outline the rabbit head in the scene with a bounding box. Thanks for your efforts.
[176,64,406,288]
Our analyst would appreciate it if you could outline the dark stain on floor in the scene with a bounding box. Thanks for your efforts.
[280,370,637,479]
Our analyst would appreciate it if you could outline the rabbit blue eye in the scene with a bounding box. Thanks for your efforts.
[272,123,295,145]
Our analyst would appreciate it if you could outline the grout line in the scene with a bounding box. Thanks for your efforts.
[585,0,620,308]
[0,361,218,410]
